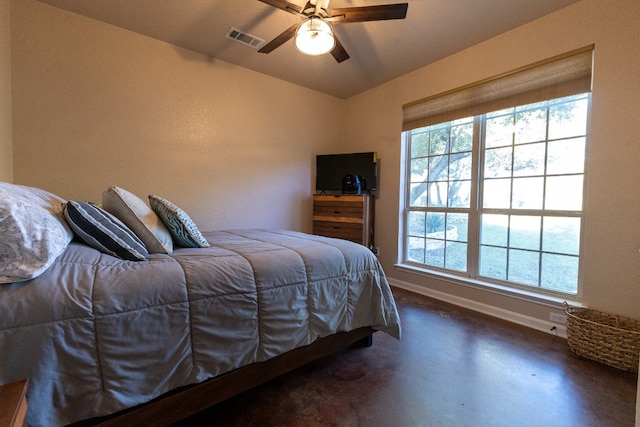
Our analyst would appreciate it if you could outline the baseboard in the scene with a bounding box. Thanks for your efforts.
[389,278,567,339]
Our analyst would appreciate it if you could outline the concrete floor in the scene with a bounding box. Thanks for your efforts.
[174,287,637,427]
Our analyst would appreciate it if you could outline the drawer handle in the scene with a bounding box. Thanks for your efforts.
[333,210,341,214]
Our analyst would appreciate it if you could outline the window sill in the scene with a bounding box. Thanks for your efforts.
[394,263,583,310]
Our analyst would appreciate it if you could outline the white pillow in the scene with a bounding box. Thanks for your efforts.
[0,182,73,283]
[102,186,173,254]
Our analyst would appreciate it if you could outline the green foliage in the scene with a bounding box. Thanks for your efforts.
[426,212,445,233]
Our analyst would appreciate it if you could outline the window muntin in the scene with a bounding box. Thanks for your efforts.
[403,93,589,295]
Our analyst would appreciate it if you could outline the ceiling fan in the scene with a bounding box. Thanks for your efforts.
[257,0,409,63]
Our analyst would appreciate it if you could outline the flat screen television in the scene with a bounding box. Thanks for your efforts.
[315,152,378,193]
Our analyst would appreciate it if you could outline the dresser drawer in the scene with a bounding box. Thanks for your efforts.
[313,205,363,219]
[313,222,365,243]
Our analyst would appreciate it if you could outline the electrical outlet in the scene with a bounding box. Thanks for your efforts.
[371,247,380,256]
[550,312,566,324]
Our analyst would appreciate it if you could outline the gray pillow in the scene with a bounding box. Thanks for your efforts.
[102,186,173,254]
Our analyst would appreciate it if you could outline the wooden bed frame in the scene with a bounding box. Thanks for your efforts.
[77,327,375,426]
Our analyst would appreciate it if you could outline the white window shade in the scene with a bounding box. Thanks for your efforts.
[402,46,594,131]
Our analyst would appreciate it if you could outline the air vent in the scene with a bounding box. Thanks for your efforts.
[225,27,264,49]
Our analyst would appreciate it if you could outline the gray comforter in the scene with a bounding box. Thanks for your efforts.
[0,229,400,426]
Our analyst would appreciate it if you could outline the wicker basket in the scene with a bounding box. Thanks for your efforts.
[564,302,640,372]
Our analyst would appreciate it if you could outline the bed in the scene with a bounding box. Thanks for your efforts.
[0,183,401,427]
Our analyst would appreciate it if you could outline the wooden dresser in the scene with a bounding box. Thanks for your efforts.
[312,194,374,248]
[0,380,28,427]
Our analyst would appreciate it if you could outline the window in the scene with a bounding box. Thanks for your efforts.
[400,48,592,296]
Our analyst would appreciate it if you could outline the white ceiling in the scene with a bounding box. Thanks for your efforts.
[35,0,580,99]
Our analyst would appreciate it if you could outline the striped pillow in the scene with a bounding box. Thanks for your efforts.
[148,195,210,248]
[63,201,149,261]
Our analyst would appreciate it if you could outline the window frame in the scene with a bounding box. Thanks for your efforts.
[399,93,590,299]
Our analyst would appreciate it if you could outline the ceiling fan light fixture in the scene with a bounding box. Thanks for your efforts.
[294,16,335,56]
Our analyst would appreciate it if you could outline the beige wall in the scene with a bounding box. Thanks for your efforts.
[9,0,639,321]
[10,0,344,232]
[0,0,11,182]
[344,0,640,320]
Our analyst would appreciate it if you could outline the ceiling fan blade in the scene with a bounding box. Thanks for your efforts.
[257,0,305,15]
[330,3,408,23]
[257,23,298,54]
[331,36,350,63]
